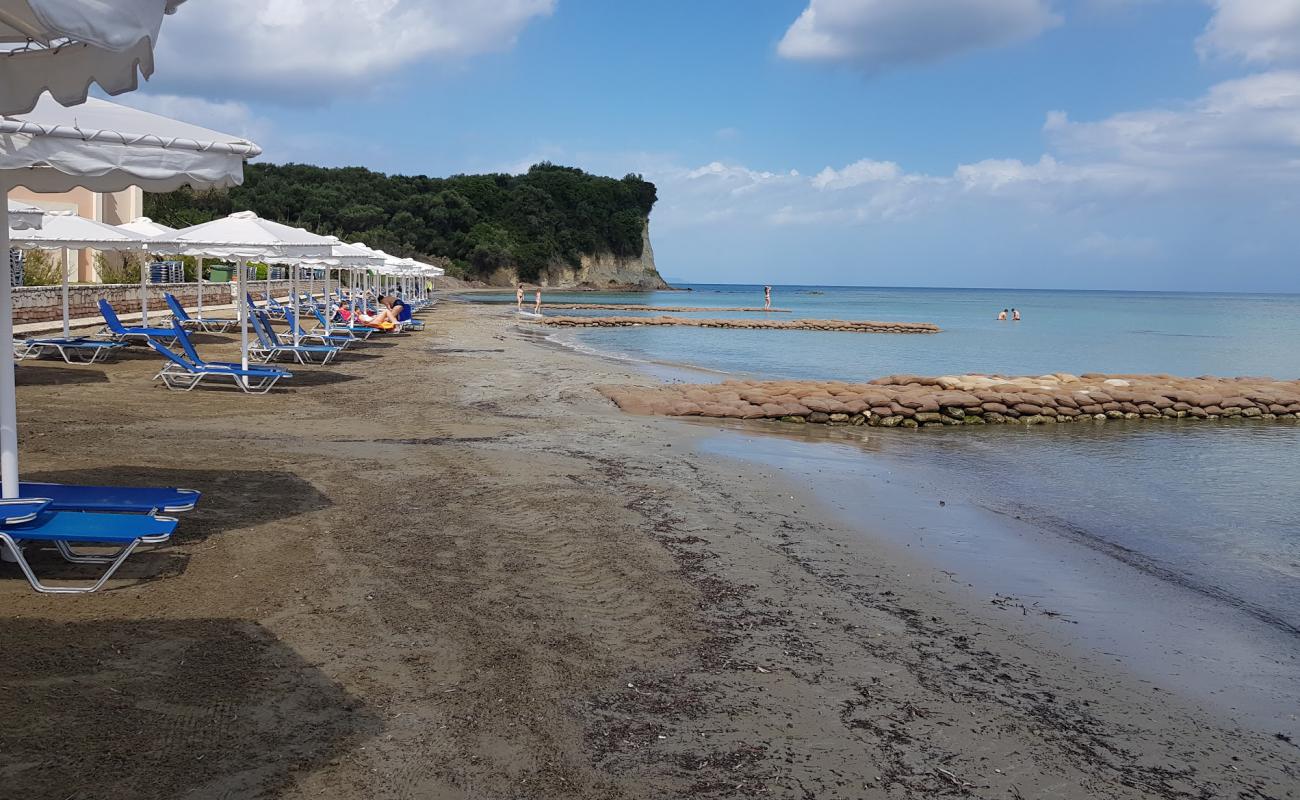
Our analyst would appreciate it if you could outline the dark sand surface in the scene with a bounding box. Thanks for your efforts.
[1,301,1295,799]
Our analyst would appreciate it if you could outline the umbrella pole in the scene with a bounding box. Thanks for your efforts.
[0,189,20,497]
[238,258,249,374]
[61,249,70,339]
[292,262,300,348]
[196,257,204,315]
[140,257,148,325]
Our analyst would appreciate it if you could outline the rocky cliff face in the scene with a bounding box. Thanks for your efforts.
[486,218,669,290]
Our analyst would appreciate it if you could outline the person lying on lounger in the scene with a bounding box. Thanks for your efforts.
[339,297,399,331]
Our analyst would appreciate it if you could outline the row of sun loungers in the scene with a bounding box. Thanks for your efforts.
[3,290,433,592]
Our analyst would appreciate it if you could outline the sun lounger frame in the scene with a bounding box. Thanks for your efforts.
[0,498,176,593]
[249,311,340,365]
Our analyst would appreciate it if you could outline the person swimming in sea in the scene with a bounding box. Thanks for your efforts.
[1012,308,1021,321]
[516,284,525,311]
[997,309,1008,320]
[764,285,772,311]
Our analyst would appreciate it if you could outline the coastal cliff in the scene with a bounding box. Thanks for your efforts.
[482,219,668,290]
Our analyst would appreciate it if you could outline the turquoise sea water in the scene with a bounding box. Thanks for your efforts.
[484,284,1300,378]
[469,284,1300,727]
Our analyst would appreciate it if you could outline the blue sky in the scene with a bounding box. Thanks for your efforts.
[125,1,1300,291]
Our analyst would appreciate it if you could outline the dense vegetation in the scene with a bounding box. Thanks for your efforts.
[145,162,657,281]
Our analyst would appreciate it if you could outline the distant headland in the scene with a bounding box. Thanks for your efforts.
[144,161,671,291]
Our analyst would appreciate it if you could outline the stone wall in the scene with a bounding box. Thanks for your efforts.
[12,280,298,325]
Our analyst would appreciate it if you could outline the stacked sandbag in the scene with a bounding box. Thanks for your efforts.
[540,315,940,334]
[597,373,1300,428]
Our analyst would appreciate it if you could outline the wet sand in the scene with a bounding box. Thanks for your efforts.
[2,301,1296,799]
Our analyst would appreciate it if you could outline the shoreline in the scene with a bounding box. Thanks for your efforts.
[3,301,1296,798]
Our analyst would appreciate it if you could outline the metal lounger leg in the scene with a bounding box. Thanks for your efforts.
[0,533,142,594]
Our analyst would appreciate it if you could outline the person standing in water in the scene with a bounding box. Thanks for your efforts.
[534,288,542,315]
[764,285,772,311]
[997,309,1008,320]
[1011,308,1021,321]
[516,284,525,312]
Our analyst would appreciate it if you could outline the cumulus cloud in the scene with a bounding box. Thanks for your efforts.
[811,159,901,189]
[153,0,555,102]
[777,0,1061,72]
[1197,0,1300,66]
[1044,70,1300,184]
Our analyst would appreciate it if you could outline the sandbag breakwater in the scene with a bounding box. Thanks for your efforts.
[539,303,792,313]
[538,315,940,334]
[598,373,1300,428]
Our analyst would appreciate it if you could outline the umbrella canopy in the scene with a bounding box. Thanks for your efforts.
[9,208,144,249]
[116,215,176,238]
[1,95,259,192]
[7,199,41,230]
[157,211,333,263]
[1,94,257,500]
[0,0,186,115]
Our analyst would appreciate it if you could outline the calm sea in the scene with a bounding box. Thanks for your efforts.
[469,284,1300,729]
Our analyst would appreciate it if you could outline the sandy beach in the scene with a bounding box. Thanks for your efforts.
[2,300,1296,799]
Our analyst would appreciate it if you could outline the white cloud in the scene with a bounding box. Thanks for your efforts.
[812,158,901,189]
[153,0,555,102]
[777,0,1061,72]
[1197,0,1300,66]
[1045,70,1300,184]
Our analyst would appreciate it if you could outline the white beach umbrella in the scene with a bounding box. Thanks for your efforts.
[9,210,147,338]
[0,0,185,115]
[116,215,177,324]
[7,199,42,230]
[151,211,333,369]
[0,95,257,499]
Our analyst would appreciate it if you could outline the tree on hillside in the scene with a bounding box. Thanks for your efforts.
[144,162,657,280]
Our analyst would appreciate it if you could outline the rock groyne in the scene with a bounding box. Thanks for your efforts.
[598,373,1300,428]
[540,304,791,313]
[538,316,940,334]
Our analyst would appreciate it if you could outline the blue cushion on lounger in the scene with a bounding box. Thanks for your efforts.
[19,482,200,513]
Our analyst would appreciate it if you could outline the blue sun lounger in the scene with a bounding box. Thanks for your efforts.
[164,292,237,333]
[250,310,340,365]
[98,299,180,346]
[14,336,127,364]
[0,498,177,593]
[19,482,200,513]
[148,323,291,394]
